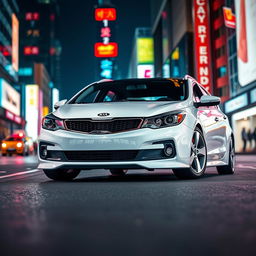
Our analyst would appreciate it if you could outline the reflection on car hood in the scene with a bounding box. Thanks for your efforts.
[54,101,189,119]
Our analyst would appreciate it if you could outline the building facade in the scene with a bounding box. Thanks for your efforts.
[224,0,256,152]
[18,0,61,140]
[0,0,25,140]
[128,28,154,79]
[150,0,256,152]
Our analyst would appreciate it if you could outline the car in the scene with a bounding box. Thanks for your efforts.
[1,134,31,156]
[38,76,235,181]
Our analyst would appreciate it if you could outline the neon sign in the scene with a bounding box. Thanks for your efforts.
[193,0,212,93]
[95,8,116,21]
[94,43,118,58]
[223,7,236,29]
[24,46,39,55]
[26,12,40,21]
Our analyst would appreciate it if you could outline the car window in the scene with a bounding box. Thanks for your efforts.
[70,79,188,104]
[193,84,203,103]
[103,91,117,102]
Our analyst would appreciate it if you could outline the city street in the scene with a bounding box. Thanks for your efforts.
[0,155,255,256]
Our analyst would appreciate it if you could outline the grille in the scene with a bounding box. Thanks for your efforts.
[64,150,139,161]
[65,118,142,133]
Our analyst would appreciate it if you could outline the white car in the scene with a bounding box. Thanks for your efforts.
[38,76,235,181]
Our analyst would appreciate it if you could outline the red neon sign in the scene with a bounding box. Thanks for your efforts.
[26,12,40,21]
[193,0,212,93]
[95,8,116,21]
[94,42,118,57]
[24,46,39,55]
[223,7,236,29]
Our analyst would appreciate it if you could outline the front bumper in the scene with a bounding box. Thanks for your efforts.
[38,124,193,170]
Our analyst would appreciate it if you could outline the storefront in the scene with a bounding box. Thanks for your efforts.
[0,78,24,140]
[225,87,256,153]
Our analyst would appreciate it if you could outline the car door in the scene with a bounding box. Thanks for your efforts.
[194,84,228,160]
[193,84,221,160]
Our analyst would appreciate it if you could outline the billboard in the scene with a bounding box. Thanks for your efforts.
[94,43,118,58]
[95,8,116,21]
[25,85,39,140]
[95,6,117,79]
[193,0,212,93]
[137,38,154,64]
[235,0,256,87]
[12,14,19,72]
[223,7,236,29]
[137,65,154,78]
[0,78,20,116]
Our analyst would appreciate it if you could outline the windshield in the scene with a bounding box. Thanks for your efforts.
[70,79,188,104]
[4,137,23,142]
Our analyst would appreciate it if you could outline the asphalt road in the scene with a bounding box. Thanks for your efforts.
[0,155,256,256]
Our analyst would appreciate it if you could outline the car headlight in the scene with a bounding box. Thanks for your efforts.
[2,143,7,148]
[17,142,23,148]
[141,112,186,129]
[42,114,65,131]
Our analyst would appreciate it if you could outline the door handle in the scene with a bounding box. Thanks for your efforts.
[215,117,219,122]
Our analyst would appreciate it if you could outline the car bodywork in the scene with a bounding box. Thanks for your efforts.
[38,76,233,174]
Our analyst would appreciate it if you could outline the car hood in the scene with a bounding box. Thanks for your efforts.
[54,101,189,119]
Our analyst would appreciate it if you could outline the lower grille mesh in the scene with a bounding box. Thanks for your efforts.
[64,150,139,161]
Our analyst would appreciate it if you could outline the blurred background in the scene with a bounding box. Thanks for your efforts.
[0,0,256,155]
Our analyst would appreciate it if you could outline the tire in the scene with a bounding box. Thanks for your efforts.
[173,127,207,179]
[2,153,7,156]
[217,139,235,175]
[109,168,128,176]
[43,169,80,181]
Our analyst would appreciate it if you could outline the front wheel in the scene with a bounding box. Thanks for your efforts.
[217,139,235,175]
[43,169,80,181]
[109,169,128,176]
[172,128,207,179]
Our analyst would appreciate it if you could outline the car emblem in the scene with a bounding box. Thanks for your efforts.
[98,113,110,117]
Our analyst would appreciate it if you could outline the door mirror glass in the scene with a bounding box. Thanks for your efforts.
[195,95,220,107]
[54,99,67,110]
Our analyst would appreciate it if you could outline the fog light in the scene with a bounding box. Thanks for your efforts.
[164,144,174,157]
[42,148,48,158]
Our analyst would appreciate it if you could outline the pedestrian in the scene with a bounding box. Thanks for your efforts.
[248,129,253,149]
[241,127,247,152]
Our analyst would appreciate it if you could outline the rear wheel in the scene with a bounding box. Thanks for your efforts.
[217,139,235,175]
[172,128,207,179]
[2,153,7,156]
[109,169,128,176]
[43,169,80,181]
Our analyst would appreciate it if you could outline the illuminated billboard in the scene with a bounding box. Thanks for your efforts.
[25,85,39,140]
[0,78,20,116]
[12,14,19,72]
[137,38,154,64]
[94,42,118,58]
[95,8,116,21]
[193,0,212,93]
[137,65,154,78]
[52,88,59,111]
[235,0,256,87]
[223,7,236,28]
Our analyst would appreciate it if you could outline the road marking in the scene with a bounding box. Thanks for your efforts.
[236,164,256,170]
[0,169,40,179]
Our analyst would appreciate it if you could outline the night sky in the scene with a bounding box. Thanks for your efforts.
[59,0,151,100]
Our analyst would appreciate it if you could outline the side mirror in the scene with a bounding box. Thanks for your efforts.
[195,95,220,107]
[54,99,67,110]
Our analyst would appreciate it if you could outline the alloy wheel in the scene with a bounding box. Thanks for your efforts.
[230,140,235,172]
[190,130,207,174]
